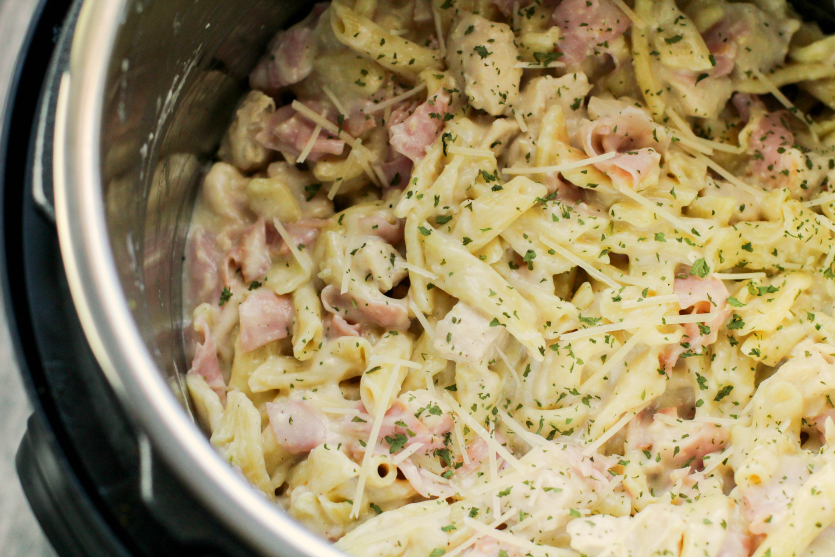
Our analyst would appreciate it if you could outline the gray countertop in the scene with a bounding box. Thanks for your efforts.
[0,0,58,555]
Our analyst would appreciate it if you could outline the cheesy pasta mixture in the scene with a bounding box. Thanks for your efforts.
[184,0,835,555]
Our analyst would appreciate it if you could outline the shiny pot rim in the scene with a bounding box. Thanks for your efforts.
[52,2,345,556]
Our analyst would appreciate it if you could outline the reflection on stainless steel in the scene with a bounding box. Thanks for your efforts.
[53,0,349,555]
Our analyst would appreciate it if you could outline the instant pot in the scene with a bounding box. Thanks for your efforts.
[3,0,349,555]
[4,1,835,556]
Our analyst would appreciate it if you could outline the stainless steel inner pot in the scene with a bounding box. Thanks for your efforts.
[52,1,343,555]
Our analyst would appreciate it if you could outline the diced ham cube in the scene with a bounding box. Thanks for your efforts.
[238,289,294,352]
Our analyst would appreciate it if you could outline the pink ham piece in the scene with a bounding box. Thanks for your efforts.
[660,276,731,372]
[551,0,629,67]
[267,399,327,454]
[248,4,327,94]
[188,315,227,404]
[323,313,363,339]
[187,228,222,306]
[256,104,345,162]
[379,152,413,189]
[238,289,294,352]
[626,407,729,469]
[732,93,765,123]
[674,275,732,353]
[341,400,453,454]
[321,284,410,330]
[239,218,271,283]
[746,110,797,188]
[701,17,747,79]
[358,213,405,244]
[580,106,667,189]
[389,92,450,162]
[269,218,327,257]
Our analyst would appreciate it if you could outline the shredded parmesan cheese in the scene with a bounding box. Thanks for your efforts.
[666,108,743,154]
[752,68,815,134]
[292,100,379,163]
[621,294,680,309]
[513,108,529,133]
[580,306,667,389]
[495,345,523,395]
[392,442,425,465]
[296,109,326,164]
[488,423,501,520]
[540,239,621,290]
[328,178,344,200]
[815,213,835,235]
[502,152,617,175]
[442,392,523,471]
[611,0,646,29]
[803,192,835,208]
[433,4,446,57]
[617,185,695,235]
[273,218,313,272]
[409,298,435,339]
[702,446,734,476]
[446,510,519,557]
[688,151,764,198]
[451,408,470,466]
[496,408,546,448]
[713,272,767,280]
[322,85,349,116]
[560,320,647,341]
[351,364,402,518]
[583,402,650,455]
[402,262,439,280]
[463,518,576,556]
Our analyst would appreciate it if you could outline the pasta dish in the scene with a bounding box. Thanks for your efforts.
[183,0,835,555]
